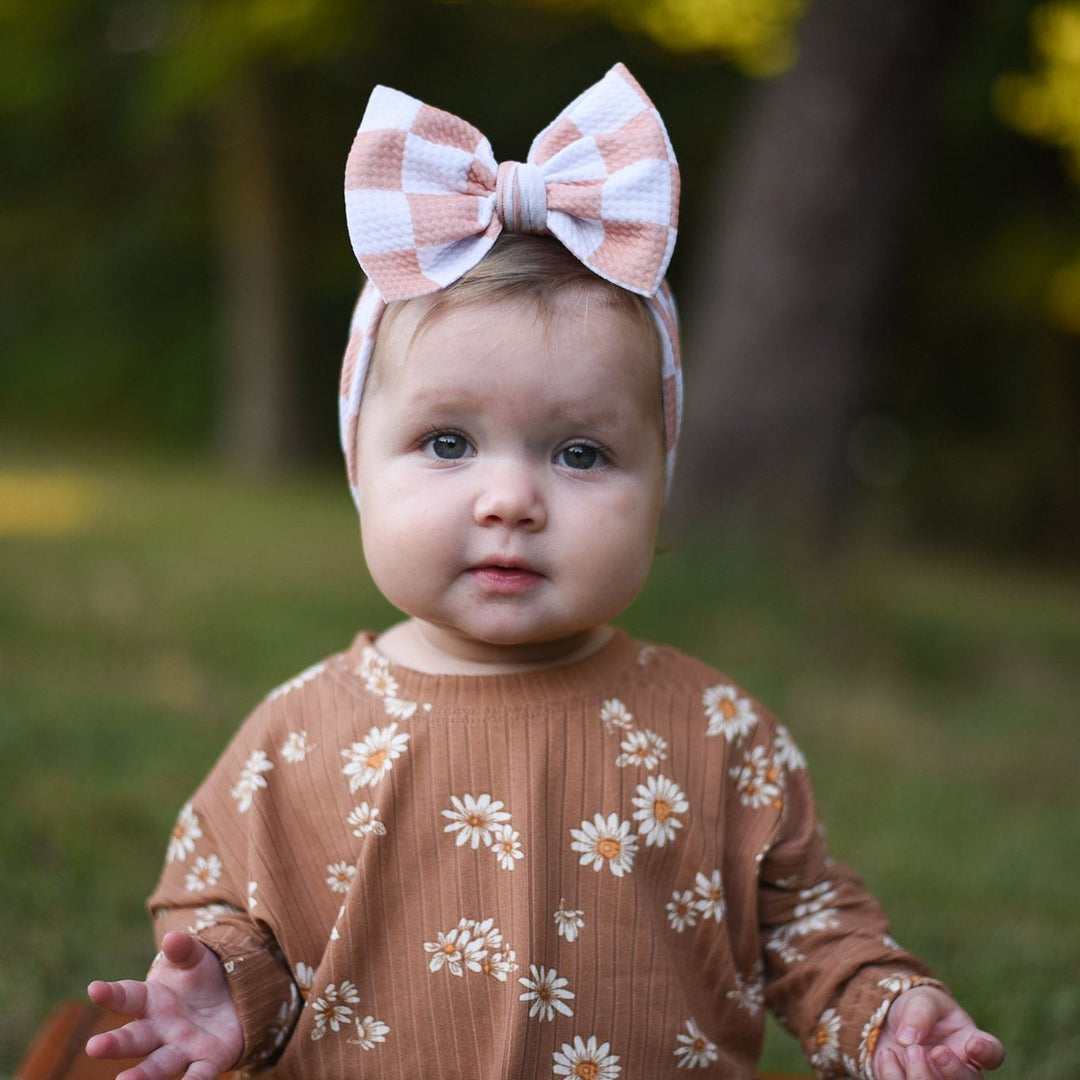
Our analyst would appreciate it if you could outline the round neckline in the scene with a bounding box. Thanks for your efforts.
[338,625,645,714]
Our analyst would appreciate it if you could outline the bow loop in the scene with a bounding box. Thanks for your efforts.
[344,63,678,301]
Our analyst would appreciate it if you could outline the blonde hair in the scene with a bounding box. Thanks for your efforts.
[369,234,661,384]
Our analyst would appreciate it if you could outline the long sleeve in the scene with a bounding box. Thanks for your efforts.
[754,728,942,1079]
[147,716,303,1070]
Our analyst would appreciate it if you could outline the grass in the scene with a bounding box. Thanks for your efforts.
[1,447,1078,1078]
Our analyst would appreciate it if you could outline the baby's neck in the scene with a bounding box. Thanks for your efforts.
[374,619,614,675]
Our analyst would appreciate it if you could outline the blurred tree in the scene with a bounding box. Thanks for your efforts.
[667,0,976,548]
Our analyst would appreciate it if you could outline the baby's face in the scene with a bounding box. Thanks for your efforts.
[354,290,666,667]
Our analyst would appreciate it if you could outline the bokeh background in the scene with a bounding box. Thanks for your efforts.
[2,0,1078,1076]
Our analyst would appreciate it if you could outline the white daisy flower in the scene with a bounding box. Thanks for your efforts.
[570,813,637,877]
[459,916,503,952]
[295,961,316,1000]
[729,744,784,811]
[631,774,688,847]
[326,861,356,894]
[809,1009,842,1074]
[230,749,274,813]
[423,925,487,978]
[727,966,765,1016]
[702,684,758,741]
[350,1014,389,1050]
[599,698,634,732]
[554,900,585,943]
[186,903,235,933]
[266,661,325,702]
[614,728,668,770]
[480,949,519,981]
[356,647,397,698]
[281,730,313,763]
[167,802,202,863]
[384,696,418,720]
[552,1035,621,1080]
[184,853,222,893]
[518,964,575,1022]
[490,823,524,870]
[692,870,725,923]
[347,802,387,838]
[442,792,510,849]
[341,722,410,792]
[247,880,258,909]
[674,1018,719,1069]
[859,999,892,1077]
[666,889,699,933]
[310,981,360,1039]
[773,723,806,772]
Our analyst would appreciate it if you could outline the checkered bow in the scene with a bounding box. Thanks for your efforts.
[344,62,679,300]
[339,64,683,505]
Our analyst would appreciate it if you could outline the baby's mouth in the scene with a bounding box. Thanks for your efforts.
[467,563,543,594]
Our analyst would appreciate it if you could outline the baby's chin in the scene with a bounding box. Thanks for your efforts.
[409,618,609,670]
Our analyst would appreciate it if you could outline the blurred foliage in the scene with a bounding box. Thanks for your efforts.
[0,0,1077,554]
[515,0,807,75]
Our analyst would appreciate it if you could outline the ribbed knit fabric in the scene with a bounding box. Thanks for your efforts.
[148,630,938,1079]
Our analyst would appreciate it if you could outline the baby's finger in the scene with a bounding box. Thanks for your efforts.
[896,991,944,1046]
[965,1033,1005,1071]
[86,1018,162,1062]
[928,1046,981,1080]
[877,1047,906,1080]
[113,1039,191,1080]
[903,1044,939,1080]
[87,979,150,1021]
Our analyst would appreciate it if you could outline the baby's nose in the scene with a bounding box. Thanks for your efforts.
[473,464,546,530]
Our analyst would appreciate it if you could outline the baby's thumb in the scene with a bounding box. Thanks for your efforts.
[159,930,205,970]
[894,988,941,1047]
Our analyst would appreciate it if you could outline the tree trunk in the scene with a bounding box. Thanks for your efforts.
[672,0,973,549]
[213,73,299,471]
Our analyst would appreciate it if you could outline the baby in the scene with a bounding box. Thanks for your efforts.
[87,65,1004,1080]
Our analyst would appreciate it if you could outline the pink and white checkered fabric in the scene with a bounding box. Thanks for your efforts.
[339,63,682,504]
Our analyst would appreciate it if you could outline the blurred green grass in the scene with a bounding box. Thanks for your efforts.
[1,450,1077,1078]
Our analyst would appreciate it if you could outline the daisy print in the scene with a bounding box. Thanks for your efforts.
[341,722,410,792]
[423,924,487,978]
[674,1019,719,1070]
[518,964,575,1021]
[666,890,698,933]
[326,861,356,894]
[703,684,758,741]
[281,729,313,763]
[809,1008,842,1075]
[347,802,387,838]
[167,802,201,863]
[356,646,398,699]
[859,998,892,1077]
[599,698,634,732]
[490,822,524,870]
[350,1014,390,1050]
[295,962,317,1000]
[266,660,325,702]
[552,1035,621,1080]
[442,792,510,849]
[727,965,765,1016]
[186,903,235,933]
[693,870,725,923]
[570,813,638,878]
[184,853,222,893]
[614,728,668,770]
[480,949,519,981]
[230,749,274,813]
[631,774,689,847]
[309,980,360,1040]
[773,723,806,772]
[554,900,585,943]
[729,744,784,811]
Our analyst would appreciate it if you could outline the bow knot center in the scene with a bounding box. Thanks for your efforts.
[495,161,548,235]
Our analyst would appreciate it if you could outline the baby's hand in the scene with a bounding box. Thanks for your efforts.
[86,930,243,1080]
[873,985,1004,1080]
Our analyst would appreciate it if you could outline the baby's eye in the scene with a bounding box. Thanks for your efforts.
[423,432,474,461]
[556,443,603,470]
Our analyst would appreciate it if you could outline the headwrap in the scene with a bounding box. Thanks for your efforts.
[339,63,681,503]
